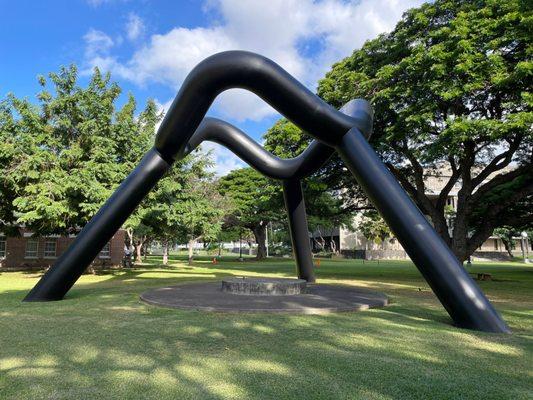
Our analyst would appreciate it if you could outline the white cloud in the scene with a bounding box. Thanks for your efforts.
[84,0,424,121]
[83,0,424,174]
[126,13,144,41]
[83,29,114,58]
[86,0,128,7]
[127,26,236,87]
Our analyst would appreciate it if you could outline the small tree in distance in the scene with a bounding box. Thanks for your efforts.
[218,168,282,260]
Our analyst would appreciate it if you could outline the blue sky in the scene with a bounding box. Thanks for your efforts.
[0,0,424,174]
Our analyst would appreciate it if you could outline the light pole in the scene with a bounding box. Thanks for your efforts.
[265,223,269,258]
[239,229,243,262]
[521,231,529,263]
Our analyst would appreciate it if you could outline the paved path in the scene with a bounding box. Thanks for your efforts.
[140,281,388,314]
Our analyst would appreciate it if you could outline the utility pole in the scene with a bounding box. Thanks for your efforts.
[521,232,530,263]
[239,229,243,261]
[265,224,269,258]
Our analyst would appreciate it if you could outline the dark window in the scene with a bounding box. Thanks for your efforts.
[25,238,39,258]
[44,239,57,258]
[0,237,6,258]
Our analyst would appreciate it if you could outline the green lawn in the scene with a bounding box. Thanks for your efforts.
[1,257,531,399]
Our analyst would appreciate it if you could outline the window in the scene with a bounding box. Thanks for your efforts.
[44,239,57,258]
[25,238,39,258]
[0,237,6,259]
[99,242,111,258]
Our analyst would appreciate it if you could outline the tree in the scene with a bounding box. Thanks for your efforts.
[267,0,532,262]
[174,160,229,265]
[128,149,226,265]
[493,227,519,258]
[121,96,161,262]
[264,119,368,214]
[218,168,282,259]
[358,211,392,250]
[0,65,154,235]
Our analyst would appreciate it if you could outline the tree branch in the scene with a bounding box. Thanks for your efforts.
[436,164,461,212]
[468,210,533,256]
[471,134,523,188]
[470,164,533,205]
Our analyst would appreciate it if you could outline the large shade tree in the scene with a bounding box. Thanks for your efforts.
[265,0,532,262]
[0,66,226,267]
[0,66,154,234]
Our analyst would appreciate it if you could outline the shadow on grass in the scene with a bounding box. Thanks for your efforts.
[1,286,531,400]
[1,259,532,399]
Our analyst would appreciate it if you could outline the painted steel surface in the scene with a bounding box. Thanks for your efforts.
[24,51,509,333]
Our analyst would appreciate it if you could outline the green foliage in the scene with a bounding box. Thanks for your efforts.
[358,210,392,246]
[0,66,153,234]
[141,152,227,244]
[266,0,532,261]
[218,168,281,229]
[218,168,282,258]
[264,119,309,158]
[0,65,225,252]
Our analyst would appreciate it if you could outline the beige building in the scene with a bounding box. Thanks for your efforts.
[311,166,530,261]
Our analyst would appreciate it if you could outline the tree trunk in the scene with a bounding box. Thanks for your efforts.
[253,224,267,260]
[502,240,514,258]
[142,241,150,261]
[126,228,134,249]
[188,238,195,265]
[162,241,168,265]
[135,243,143,263]
[451,236,469,264]
[330,234,337,254]
[134,235,146,263]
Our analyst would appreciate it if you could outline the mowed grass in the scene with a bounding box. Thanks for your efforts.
[0,257,532,399]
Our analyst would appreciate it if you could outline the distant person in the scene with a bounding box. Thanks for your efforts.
[123,245,133,268]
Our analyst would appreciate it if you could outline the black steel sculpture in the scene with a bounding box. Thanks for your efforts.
[24,51,509,334]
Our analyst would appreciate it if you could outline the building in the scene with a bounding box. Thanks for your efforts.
[311,166,530,261]
[0,228,125,270]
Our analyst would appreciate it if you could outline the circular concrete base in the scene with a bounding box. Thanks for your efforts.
[221,277,307,296]
[140,280,388,314]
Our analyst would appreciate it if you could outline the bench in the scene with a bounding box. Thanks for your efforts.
[477,273,493,281]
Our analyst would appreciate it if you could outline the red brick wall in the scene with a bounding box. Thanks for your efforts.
[0,229,125,270]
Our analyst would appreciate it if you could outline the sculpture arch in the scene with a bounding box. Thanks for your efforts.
[24,51,509,334]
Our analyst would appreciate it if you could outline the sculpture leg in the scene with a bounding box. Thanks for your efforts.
[336,128,509,333]
[283,179,315,282]
[24,148,170,301]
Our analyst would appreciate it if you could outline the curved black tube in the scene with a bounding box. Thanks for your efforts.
[155,51,371,161]
[23,50,509,334]
[182,100,372,180]
[24,149,170,301]
[183,118,332,180]
[178,98,372,282]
